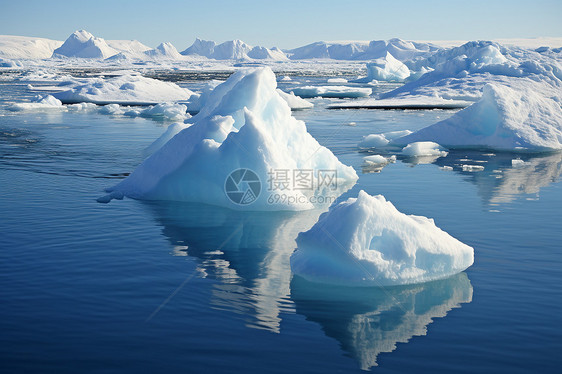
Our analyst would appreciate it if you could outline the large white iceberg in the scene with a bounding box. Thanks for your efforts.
[105,67,358,210]
[290,191,474,286]
[52,30,117,59]
[396,83,562,151]
[53,74,194,105]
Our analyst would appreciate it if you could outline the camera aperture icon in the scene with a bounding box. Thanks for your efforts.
[224,168,261,205]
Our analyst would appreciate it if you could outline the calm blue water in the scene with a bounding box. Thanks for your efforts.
[1,78,561,373]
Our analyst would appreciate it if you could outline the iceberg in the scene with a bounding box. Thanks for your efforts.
[181,38,287,60]
[396,84,562,151]
[52,30,117,59]
[138,102,189,120]
[384,41,562,102]
[247,46,287,60]
[401,142,448,157]
[104,67,358,210]
[286,38,439,61]
[359,52,411,82]
[186,81,313,112]
[53,74,194,105]
[7,94,63,111]
[291,86,372,99]
[362,155,395,173]
[358,130,412,149]
[144,42,183,59]
[290,191,474,286]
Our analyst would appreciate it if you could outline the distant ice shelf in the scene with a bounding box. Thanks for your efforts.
[328,97,472,110]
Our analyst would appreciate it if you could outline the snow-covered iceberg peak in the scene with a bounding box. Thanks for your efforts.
[52,30,117,59]
[365,52,410,82]
[105,67,358,210]
[145,42,182,59]
[396,83,562,151]
[290,191,474,286]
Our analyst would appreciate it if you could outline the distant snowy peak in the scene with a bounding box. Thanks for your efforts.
[145,42,183,59]
[52,30,152,59]
[106,39,151,56]
[181,38,287,60]
[181,38,216,57]
[247,46,287,60]
[287,38,440,61]
[52,30,117,59]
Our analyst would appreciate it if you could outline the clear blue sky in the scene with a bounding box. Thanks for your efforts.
[0,0,561,49]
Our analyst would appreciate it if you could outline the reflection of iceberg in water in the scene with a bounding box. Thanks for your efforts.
[290,273,473,370]
[433,151,562,207]
[144,201,324,332]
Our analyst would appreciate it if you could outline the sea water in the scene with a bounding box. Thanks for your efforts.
[1,77,561,373]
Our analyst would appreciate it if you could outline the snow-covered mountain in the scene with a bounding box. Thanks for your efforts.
[286,38,441,61]
[181,38,287,60]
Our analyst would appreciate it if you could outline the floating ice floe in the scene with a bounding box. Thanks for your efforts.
[290,190,474,286]
[461,165,485,172]
[401,142,448,157]
[137,102,189,120]
[290,86,372,99]
[327,77,348,83]
[395,84,562,152]
[53,74,194,105]
[7,94,63,111]
[358,130,412,149]
[104,67,358,210]
[362,155,396,173]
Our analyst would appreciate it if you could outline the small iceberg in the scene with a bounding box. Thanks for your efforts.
[355,52,410,83]
[358,130,412,149]
[401,141,448,157]
[104,67,357,210]
[290,191,474,286]
[7,94,63,111]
